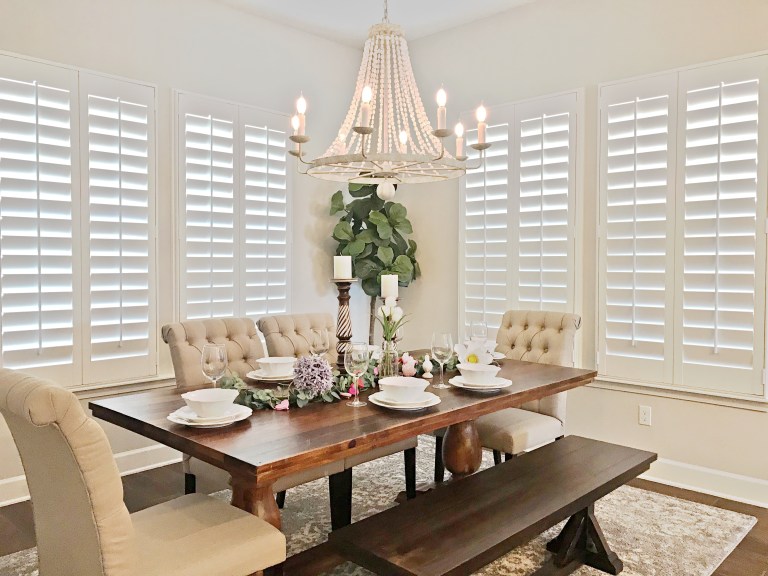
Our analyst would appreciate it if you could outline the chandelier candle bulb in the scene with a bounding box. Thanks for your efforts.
[296,95,307,135]
[455,122,465,158]
[399,130,408,151]
[381,274,399,300]
[436,88,447,130]
[334,255,352,280]
[476,105,487,145]
[361,86,373,127]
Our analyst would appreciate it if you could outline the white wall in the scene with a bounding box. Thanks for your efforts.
[0,0,360,503]
[404,0,768,504]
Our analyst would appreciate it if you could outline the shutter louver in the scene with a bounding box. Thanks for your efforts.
[242,119,288,316]
[0,67,77,381]
[599,79,676,385]
[463,122,510,335]
[181,101,236,320]
[81,75,156,383]
[678,71,765,395]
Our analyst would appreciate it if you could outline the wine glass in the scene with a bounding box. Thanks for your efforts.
[310,328,330,357]
[431,332,454,389]
[345,342,370,407]
[470,320,488,343]
[201,343,228,387]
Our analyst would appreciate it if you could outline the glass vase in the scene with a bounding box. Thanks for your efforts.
[379,339,399,379]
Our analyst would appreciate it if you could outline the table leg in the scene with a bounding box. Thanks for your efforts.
[441,420,482,479]
[230,475,282,530]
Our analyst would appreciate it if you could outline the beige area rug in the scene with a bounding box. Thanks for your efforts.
[0,436,756,576]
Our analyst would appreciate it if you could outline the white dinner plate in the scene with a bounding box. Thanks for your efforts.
[449,375,513,392]
[168,404,252,428]
[246,369,294,382]
[369,392,441,411]
[173,405,242,424]
[372,391,437,408]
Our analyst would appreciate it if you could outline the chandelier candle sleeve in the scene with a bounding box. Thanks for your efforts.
[360,86,372,127]
[296,95,307,136]
[334,255,352,280]
[381,274,398,300]
[476,105,487,145]
[455,122,464,158]
[436,88,447,130]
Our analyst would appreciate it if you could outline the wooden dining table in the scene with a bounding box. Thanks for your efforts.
[89,357,596,535]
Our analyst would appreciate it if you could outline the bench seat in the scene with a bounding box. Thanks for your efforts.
[330,436,656,576]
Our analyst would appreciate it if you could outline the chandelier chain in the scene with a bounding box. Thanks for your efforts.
[382,0,389,23]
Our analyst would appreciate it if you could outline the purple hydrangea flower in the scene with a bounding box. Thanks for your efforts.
[293,355,333,397]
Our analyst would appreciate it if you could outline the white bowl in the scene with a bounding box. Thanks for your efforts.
[258,356,296,377]
[378,376,429,403]
[457,363,501,384]
[181,388,239,418]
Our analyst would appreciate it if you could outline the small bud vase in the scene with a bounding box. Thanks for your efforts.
[379,339,400,378]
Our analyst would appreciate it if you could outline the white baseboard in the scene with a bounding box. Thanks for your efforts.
[0,444,182,507]
[642,457,768,509]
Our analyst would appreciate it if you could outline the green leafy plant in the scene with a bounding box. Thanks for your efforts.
[330,183,420,343]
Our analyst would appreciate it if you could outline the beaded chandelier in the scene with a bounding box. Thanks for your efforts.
[289,0,490,200]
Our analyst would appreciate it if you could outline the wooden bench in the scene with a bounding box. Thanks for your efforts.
[329,436,656,576]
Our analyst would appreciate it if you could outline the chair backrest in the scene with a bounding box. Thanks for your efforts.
[495,310,582,423]
[0,369,134,576]
[257,313,337,363]
[161,317,266,388]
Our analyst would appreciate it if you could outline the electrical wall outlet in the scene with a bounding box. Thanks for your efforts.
[638,405,652,426]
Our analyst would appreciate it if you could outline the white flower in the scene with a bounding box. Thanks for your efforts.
[391,307,403,322]
[377,305,392,320]
[454,341,493,365]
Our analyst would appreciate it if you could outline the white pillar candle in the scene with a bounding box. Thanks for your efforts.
[334,255,352,279]
[381,274,399,300]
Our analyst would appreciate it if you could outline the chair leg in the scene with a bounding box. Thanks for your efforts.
[183,454,196,494]
[329,468,352,531]
[275,490,286,509]
[434,435,445,483]
[493,450,502,465]
[504,452,514,462]
[404,447,417,500]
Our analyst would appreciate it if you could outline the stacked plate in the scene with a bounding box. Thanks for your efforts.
[247,356,296,382]
[168,404,252,428]
[246,369,293,382]
[369,391,441,411]
[448,375,513,392]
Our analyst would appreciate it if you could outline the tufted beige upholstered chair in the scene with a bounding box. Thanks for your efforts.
[434,310,581,480]
[161,317,265,388]
[258,313,419,522]
[0,368,285,576]
[258,313,338,364]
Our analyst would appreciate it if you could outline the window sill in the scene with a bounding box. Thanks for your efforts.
[73,374,177,401]
[586,377,768,413]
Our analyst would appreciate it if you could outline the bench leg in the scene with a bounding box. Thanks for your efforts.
[329,468,353,531]
[404,447,417,500]
[544,503,623,575]
[183,454,196,494]
[434,435,445,483]
[493,450,502,465]
[275,490,286,509]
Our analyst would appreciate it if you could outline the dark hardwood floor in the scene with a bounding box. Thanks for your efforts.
[0,465,765,575]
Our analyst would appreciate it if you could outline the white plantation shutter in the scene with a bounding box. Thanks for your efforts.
[514,95,577,311]
[462,120,510,336]
[178,93,291,321]
[80,74,156,383]
[675,59,767,395]
[240,107,289,316]
[599,55,768,397]
[179,96,236,320]
[459,93,579,340]
[598,76,677,385]
[0,57,79,384]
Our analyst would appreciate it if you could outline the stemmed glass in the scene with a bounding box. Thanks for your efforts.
[310,328,330,357]
[470,320,488,343]
[345,342,370,407]
[201,343,228,387]
[431,332,454,389]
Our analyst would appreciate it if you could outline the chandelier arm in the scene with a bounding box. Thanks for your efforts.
[464,148,489,171]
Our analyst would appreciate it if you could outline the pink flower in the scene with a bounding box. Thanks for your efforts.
[340,392,352,398]
[348,385,357,395]
[373,366,379,376]
[274,399,290,411]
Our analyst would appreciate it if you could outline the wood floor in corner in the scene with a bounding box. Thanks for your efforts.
[0,466,765,575]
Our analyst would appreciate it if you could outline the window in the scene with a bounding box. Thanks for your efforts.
[598,55,768,398]
[460,92,580,339]
[0,54,157,387]
[177,93,290,320]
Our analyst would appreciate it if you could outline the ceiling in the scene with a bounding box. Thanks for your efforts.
[217,0,537,46]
